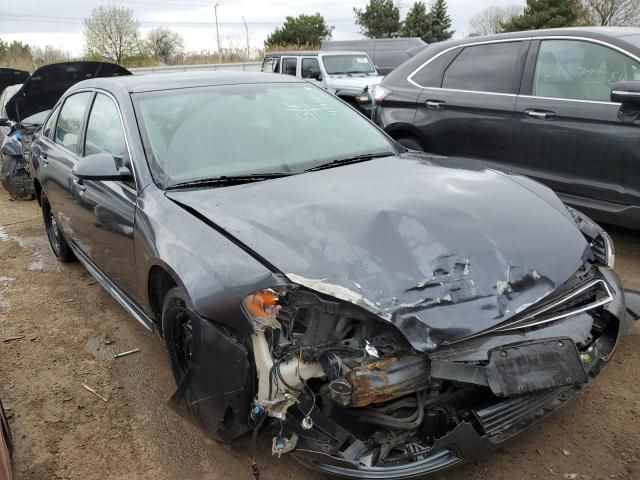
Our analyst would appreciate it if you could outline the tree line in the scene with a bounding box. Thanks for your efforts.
[470,0,640,36]
[4,0,640,70]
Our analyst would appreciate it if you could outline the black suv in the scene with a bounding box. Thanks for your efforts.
[373,27,640,229]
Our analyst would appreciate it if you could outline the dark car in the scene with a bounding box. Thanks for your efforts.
[29,71,639,479]
[0,68,29,146]
[373,27,640,230]
[0,62,131,199]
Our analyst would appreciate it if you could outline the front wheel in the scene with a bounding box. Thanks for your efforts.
[41,192,75,262]
[162,287,195,384]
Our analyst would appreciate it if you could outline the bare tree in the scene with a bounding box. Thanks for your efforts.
[83,5,141,65]
[469,5,523,35]
[581,0,640,25]
[31,46,71,66]
[147,27,184,63]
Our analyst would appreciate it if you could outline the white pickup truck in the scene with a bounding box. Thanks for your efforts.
[261,51,384,115]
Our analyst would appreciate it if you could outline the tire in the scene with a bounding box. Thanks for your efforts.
[41,191,75,262]
[162,286,195,385]
[397,136,424,152]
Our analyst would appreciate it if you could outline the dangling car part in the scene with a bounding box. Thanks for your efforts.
[28,72,640,479]
[0,62,131,200]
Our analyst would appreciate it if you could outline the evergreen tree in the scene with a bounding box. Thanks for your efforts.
[265,14,333,48]
[501,0,581,32]
[354,0,402,38]
[428,0,454,42]
[401,1,432,42]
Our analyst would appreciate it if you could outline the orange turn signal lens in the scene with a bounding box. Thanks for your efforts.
[242,289,281,330]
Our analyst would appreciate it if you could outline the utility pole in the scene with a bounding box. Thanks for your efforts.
[214,3,221,55]
[242,16,249,59]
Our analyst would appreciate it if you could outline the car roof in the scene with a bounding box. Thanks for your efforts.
[446,26,640,47]
[265,51,368,57]
[68,71,306,94]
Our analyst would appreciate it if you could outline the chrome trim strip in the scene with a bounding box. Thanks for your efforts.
[496,279,613,332]
[447,279,613,345]
[519,94,619,106]
[420,86,517,97]
[408,35,640,93]
[611,89,640,96]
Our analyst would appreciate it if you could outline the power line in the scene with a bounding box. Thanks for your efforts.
[0,12,354,28]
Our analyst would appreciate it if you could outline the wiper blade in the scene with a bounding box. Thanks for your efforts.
[166,172,291,190]
[305,152,394,172]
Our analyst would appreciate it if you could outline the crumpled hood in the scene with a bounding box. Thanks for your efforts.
[166,154,590,351]
[6,61,131,122]
[325,75,385,92]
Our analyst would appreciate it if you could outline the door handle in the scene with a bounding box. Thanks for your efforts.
[426,99,446,109]
[73,176,86,192]
[40,152,49,165]
[525,109,555,119]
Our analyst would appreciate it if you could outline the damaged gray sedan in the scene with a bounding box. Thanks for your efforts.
[29,72,640,479]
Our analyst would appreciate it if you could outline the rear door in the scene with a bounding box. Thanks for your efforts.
[413,40,529,164]
[515,38,640,208]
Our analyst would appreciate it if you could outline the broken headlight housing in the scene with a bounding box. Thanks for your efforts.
[241,288,285,331]
[567,206,615,268]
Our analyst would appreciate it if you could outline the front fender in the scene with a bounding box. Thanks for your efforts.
[134,186,285,335]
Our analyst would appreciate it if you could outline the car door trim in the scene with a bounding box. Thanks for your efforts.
[407,35,640,94]
[68,239,154,332]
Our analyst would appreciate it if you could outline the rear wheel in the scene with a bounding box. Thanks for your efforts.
[162,287,195,384]
[396,136,424,152]
[41,192,75,262]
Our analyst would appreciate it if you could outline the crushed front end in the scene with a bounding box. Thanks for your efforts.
[1,128,36,200]
[242,260,638,478]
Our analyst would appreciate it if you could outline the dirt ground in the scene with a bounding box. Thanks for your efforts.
[0,188,639,480]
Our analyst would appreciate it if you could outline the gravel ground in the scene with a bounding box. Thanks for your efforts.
[0,189,639,480]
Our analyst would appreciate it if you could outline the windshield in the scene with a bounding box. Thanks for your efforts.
[322,54,376,75]
[21,109,50,125]
[133,83,394,187]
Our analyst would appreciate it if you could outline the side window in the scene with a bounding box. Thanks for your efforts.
[84,93,127,166]
[301,58,321,79]
[442,42,523,94]
[43,105,60,139]
[411,48,461,87]
[533,40,640,102]
[283,57,297,76]
[262,57,275,72]
[55,92,92,153]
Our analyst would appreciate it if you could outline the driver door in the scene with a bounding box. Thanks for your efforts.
[301,57,323,88]
[70,92,139,296]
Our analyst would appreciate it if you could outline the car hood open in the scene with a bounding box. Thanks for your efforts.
[0,68,29,100]
[166,154,591,351]
[5,61,131,122]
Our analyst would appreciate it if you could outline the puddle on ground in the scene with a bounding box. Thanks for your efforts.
[0,225,61,273]
[0,276,15,312]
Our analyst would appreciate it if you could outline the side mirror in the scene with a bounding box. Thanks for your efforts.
[0,117,10,127]
[611,81,640,105]
[314,72,323,81]
[72,153,132,181]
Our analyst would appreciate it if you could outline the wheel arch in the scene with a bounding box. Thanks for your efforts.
[384,123,426,148]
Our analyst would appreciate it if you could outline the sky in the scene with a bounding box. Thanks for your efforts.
[0,0,525,56]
